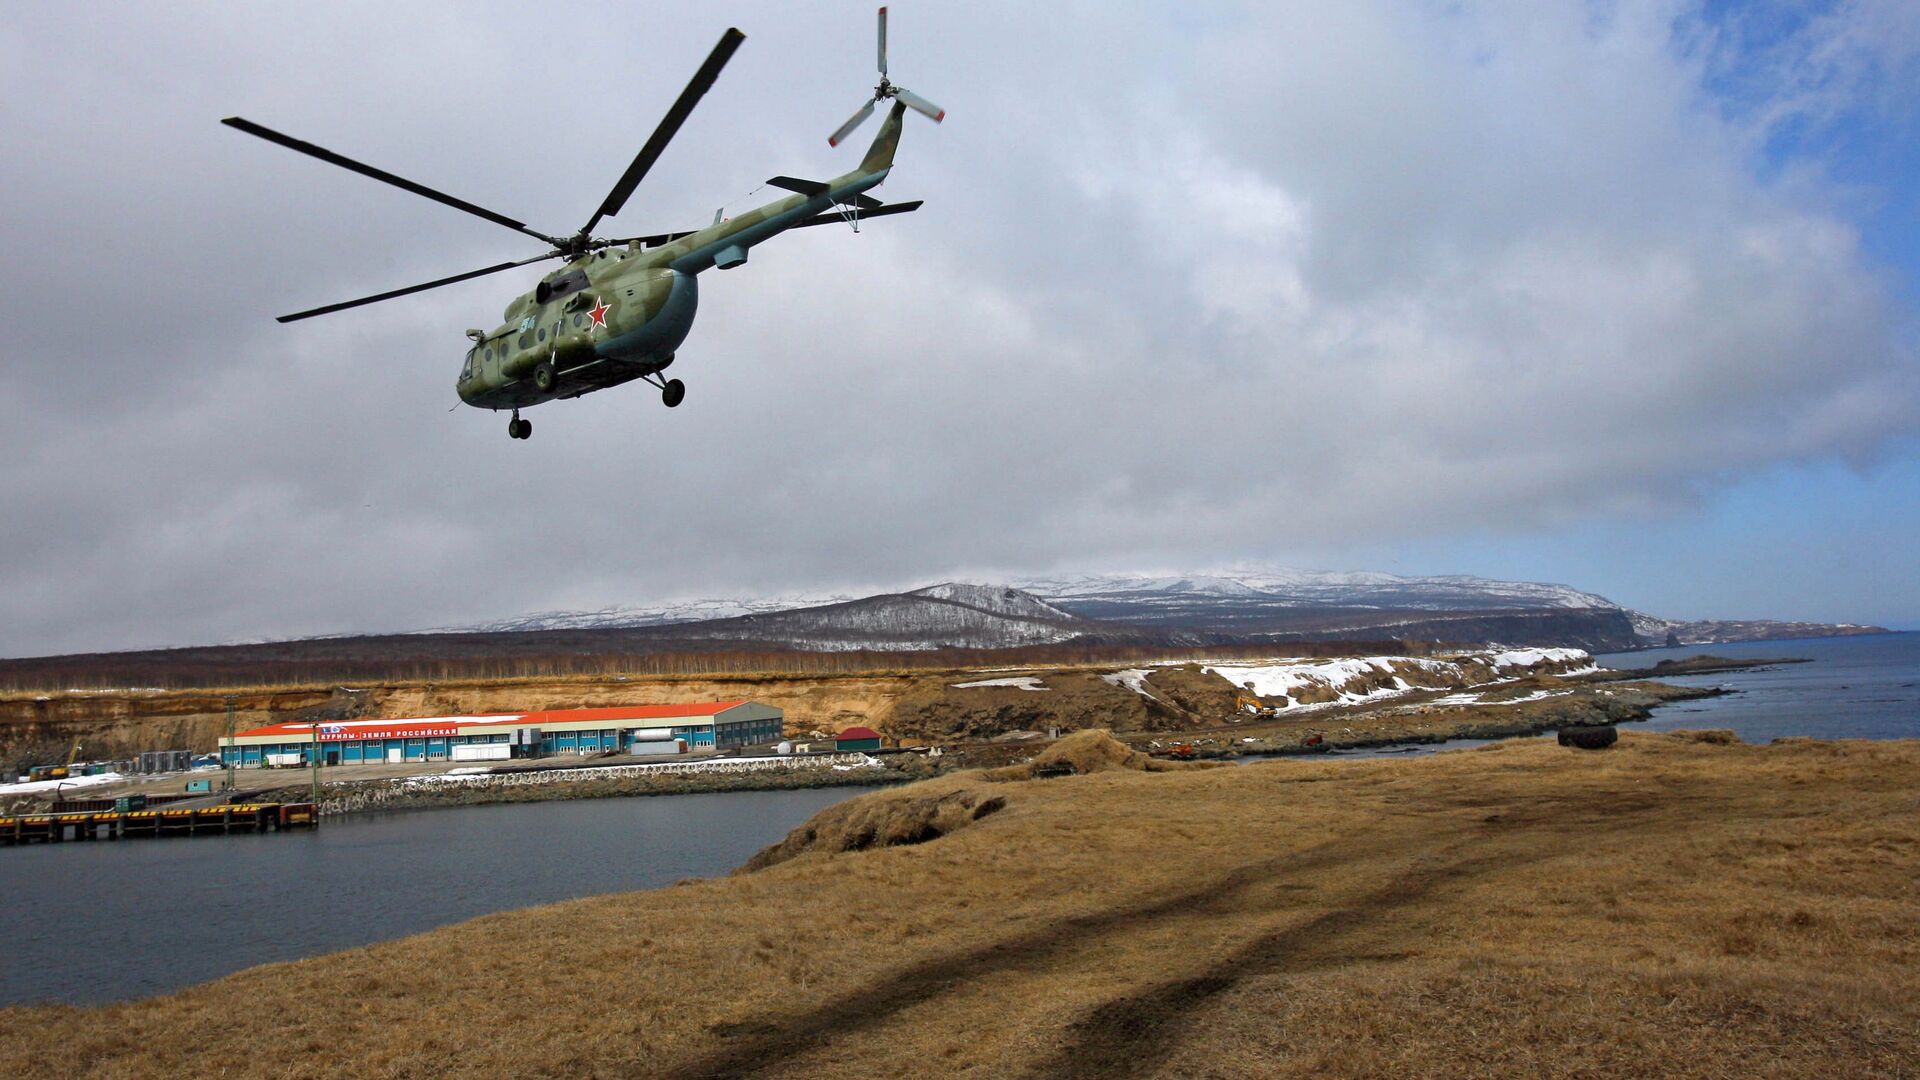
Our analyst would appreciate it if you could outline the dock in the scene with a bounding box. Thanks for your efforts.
[0,802,317,846]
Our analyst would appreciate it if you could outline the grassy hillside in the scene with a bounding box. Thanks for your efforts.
[3,730,1914,1077]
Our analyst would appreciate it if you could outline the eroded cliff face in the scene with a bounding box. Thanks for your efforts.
[0,689,334,772]
[0,674,927,771]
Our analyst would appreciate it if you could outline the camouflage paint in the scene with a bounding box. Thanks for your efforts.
[457,102,909,411]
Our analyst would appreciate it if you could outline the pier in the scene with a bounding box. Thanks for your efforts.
[0,803,317,846]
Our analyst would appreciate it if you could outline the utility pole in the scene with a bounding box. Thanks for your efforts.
[310,718,320,805]
[223,696,236,793]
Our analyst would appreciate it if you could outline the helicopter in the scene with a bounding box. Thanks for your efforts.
[225,8,942,440]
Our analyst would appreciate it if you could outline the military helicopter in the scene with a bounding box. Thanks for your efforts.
[225,9,942,439]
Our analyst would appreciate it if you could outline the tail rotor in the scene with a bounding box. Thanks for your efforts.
[829,6,946,146]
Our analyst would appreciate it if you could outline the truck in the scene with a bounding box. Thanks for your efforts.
[26,742,84,782]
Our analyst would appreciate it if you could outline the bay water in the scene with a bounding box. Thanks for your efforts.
[0,786,852,1006]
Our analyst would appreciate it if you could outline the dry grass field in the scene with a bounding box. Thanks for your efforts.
[3,730,1916,1078]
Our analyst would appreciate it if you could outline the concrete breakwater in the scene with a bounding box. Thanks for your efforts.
[316,752,906,815]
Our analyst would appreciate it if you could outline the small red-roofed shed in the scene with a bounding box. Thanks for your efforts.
[835,726,884,752]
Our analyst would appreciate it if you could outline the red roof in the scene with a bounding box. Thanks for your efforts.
[836,726,882,741]
[232,701,751,740]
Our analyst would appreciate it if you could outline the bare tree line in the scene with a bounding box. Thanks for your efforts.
[0,638,1443,694]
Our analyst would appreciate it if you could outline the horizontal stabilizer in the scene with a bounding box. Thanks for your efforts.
[768,175,881,210]
[790,200,923,229]
[767,175,828,196]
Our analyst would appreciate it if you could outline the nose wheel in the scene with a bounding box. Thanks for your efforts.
[643,371,687,408]
[507,411,531,440]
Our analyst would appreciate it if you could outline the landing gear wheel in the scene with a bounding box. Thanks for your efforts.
[662,378,686,408]
[533,362,556,393]
[508,416,531,440]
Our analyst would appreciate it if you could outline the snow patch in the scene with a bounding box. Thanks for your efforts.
[0,772,128,795]
[1100,668,1163,702]
[952,676,1049,691]
[1489,647,1591,669]
[1206,657,1400,702]
[1205,649,1593,714]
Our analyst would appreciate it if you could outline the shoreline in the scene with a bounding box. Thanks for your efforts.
[291,676,1726,817]
[1204,682,1725,759]
[302,760,919,816]
[2,657,1790,821]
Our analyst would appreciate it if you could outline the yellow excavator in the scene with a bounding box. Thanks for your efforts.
[26,742,83,782]
[1235,695,1274,718]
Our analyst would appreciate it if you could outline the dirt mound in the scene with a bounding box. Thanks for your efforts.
[739,786,1008,872]
[1670,729,1741,745]
[1138,665,1239,716]
[887,672,1192,742]
[983,729,1221,781]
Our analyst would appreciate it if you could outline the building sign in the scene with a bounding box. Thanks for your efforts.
[315,725,460,742]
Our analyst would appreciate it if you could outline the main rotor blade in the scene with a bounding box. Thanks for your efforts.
[276,252,557,323]
[828,99,876,147]
[878,6,889,75]
[222,117,560,247]
[580,27,746,237]
[894,88,945,123]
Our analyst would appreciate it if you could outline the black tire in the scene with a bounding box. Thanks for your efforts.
[533,363,556,393]
[1557,725,1618,750]
[507,417,520,439]
[662,378,686,408]
[519,418,532,440]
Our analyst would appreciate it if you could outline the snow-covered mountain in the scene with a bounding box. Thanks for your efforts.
[906,583,1080,622]
[448,570,1619,635]
[1015,570,1618,614]
[432,593,858,634]
[419,568,1880,652]
[648,585,1110,652]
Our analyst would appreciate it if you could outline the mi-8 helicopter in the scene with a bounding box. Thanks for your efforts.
[225,9,941,439]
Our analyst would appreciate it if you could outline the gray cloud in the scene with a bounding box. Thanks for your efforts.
[2,1,1915,656]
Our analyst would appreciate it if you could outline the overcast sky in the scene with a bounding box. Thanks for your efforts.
[3,0,1917,657]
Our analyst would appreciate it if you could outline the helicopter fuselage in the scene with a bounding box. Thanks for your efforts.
[456,113,901,413]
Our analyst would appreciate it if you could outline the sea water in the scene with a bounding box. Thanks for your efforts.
[1593,631,1920,743]
[1260,632,1920,760]
[0,785,853,1007]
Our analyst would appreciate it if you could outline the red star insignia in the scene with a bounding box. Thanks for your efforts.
[587,298,612,329]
